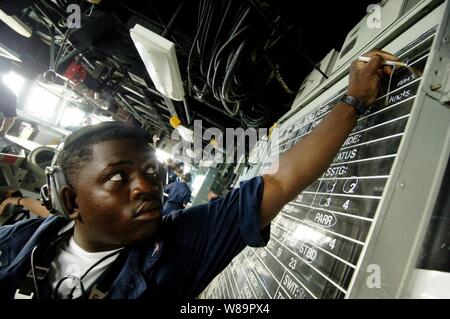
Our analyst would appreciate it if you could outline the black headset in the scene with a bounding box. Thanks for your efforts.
[40,121,166,219]
[40,142,70,218]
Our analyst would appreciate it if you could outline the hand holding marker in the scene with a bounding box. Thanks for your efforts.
[358,55,423,80]
[358,56,408,68]
[358,56,422,105]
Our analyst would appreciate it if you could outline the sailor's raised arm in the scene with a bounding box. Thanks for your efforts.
[259,50,398,228]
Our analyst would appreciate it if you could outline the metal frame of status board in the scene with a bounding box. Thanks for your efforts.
[199,0,450,299]
[348,0,450,298]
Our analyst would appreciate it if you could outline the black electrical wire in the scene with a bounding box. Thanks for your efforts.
[221,38,248,103]
[188,0,298,127]
[263,55,295,95]
[246,0,329,80]
[187,10,205,96]
[205,1,233,87]
[192,1,253,113]
[146,0,188,55]
[209,14,250,87]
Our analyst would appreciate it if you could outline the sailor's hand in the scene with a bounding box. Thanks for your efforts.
[348,50,398,106]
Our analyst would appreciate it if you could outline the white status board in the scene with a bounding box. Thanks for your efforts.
[200,1,450,299]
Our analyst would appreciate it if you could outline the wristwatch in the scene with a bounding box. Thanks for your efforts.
[340,95,369,115]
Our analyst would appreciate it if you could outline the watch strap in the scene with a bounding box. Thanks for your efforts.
[340,95,368,115]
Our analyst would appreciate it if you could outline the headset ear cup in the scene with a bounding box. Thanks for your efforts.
[40,166,55,212]
[40,184,52,211]
[42,166,71,219]
[50,166,71,219]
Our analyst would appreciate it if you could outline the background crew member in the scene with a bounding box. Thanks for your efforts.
[0,195,51,218]
[163,173,192,215]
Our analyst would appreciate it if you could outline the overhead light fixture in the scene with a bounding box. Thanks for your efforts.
[176,125,194,144]
[130,24,185,101]
[59,106,86,128]
[2,71,26,96]
[155,148,174,163]
[0,9,32,38]
[25,84,60,122]
[169,115,193,143]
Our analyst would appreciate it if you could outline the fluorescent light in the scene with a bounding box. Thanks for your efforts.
[60,107,86,128]
[130,24,185,101]
[155,148,173,163]
[0,9,32,38]
[25,85,60,121]
[2,71,25,96]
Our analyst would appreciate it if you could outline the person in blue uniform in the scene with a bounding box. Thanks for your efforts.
[166,160,182,185]
[0,50,396,299]
[163,173,192,215]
